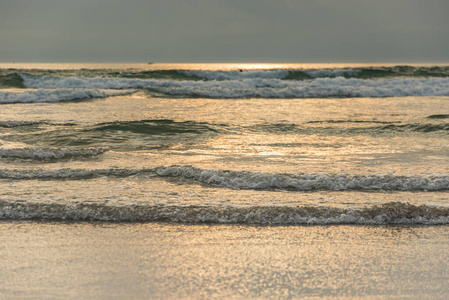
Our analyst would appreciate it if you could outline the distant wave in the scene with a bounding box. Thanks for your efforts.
[184,66,449,81]
[149,77,449,98]
[0,147,107,160]
[15,67,449,99]
[1,201,449,224]
[1,165,448,191]
[0,88,133,104]
[181,69,292,81]
[1,65,447,84]
[19,74,449,99]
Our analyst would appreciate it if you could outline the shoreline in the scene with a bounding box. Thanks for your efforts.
[2,221,449,299]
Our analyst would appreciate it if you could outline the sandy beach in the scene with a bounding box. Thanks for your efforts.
[1,221,449,299]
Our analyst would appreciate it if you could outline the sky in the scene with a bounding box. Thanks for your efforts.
[1,0,448,63]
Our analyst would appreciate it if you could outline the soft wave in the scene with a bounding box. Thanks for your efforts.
[0,147,107,160]
[1,201,449,224]
[1,166,448,191]
[248,123,449,134]
[156,166,449,191]
[0,120,219,149]
[90,119,217,135]
[427,114,449,119]
[0,89,133,104]
[0,168,150,180]
[0,121,45,128]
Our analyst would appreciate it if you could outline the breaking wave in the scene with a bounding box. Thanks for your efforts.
[1,201,449,225]
[20,75,449,99]
[16,68,449,99]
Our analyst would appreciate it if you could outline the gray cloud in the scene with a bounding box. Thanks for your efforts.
[1,0,448,62]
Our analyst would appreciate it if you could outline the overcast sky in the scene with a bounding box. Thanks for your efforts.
[1,0,448,63]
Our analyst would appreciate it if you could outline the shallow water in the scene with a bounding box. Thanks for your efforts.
[1,221,449,299]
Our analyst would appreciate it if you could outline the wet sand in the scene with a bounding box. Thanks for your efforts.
[1,221,449,299]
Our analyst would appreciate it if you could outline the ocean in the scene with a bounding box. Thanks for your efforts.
[1,63,449,298]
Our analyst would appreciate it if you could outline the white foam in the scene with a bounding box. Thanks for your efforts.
[0,88,133,104]
[0,147,107,159]
[1,165,448,191]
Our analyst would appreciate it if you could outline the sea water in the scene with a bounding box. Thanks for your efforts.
[1,63,449,224]
[1,63,449,298]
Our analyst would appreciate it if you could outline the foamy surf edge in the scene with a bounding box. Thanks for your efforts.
[0,147,107,159]
[1,201,449,225]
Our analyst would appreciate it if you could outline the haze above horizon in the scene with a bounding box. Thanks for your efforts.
[1,0,448,63]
